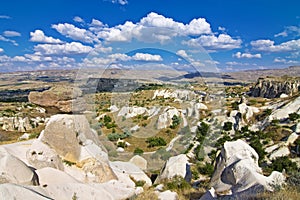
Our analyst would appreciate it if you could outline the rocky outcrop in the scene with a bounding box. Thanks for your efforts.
[0,116,34,132]
[155,154,191,184]
[0,147,39,185]
[250,77,300,98]
[37,114,117,183]
[203,139,285,199]
[129,155,147,171]
[28,85,85,113]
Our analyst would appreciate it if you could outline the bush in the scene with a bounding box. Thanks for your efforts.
[223,121,233,131]
[146,137,167,148]
[268,156,298,174]
[250,138,265,163]
[289,112,300,122]
[170,115,181,129]
[197,162,214,177]
[164,176,191,192]
[134,147,144,155]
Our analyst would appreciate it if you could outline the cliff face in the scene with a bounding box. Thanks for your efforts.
[250,77,300,98]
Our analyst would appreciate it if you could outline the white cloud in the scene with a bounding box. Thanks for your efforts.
[176,50,189,58]
[0,35,18,46]
[96,12,214,44]
[183,34,242,50]
[233,52,261,59]
[73,16,84,23]
[132,53,163,61]
[274,57,299,64]
[108,53,131,61]
[226,61,251,66]
[218,26,226,31]
[3,31,21,37]
[34,42,93,55]
[0,15,10,19]
[251,39,300,52]
[30,30,63,44]
[0,48,3,53]
[275,26,300,37]
[109,0,128,5]
[52,23,98,43]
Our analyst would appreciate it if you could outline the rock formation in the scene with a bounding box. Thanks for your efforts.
[155,154,191,184]
[201,139,285,199]
[28,85,85,113]
[250,77,300,98]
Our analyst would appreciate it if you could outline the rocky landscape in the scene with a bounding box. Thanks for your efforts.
[0,67,299,199]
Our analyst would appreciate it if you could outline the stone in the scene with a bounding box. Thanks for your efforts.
[269,146,290,160]
[208,139,285,198]
[26,139,64,170]
[156,190,178,200]
[286,132,299,145]
[157,107,180,129]
[129,155,147,171]
[28,86,85,113]
[0,148,39,185]
[0,183,50,200]
[40,114,116,183]
[36,167,79,185]
[250,77,300,98]
[270,96,300,120]
[155,154,191,183]
[110,161,152,187]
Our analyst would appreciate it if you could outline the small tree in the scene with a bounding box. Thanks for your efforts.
[133,147,144,155]
[289,112,300,122]
[223,121,233,131]
[170,115,181,129]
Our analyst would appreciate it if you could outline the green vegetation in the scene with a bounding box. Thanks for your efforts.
[289,112,300,122]
[197,162,214,177]
[146,137,167,148]
[107,131,131,141]
[133,147,144,155]
[164,176,191,192]
[223,121,233,131]
[265,156,298,175]
[62,159,76,166]
[170,115,181,129]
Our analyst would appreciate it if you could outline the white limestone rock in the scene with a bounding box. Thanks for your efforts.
[209,139,285,198]
[156,190,178,200]
[155,154,191,183]
[129,155,147,171]
[269,146,290,160]
[0,183,50,200]
[26,139,63,170]
[0,147,39,185]
[110,161,152,187]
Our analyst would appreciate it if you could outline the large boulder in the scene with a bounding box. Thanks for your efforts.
[155,154,191,184]
[0,184,50,200]
[0,147,39,185]
[26,139,64,170]
[110,161,152,187]
[39,114,116,183]
[28,85,85,113]
[206,139,285,199]
[129,155,147,171]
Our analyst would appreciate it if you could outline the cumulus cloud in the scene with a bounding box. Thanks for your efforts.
[275,26,300,37]
[274,57,299,64]
[52,23,98,43]
[0,15,10,19]
[251,39,300,52]
[0,35,18,46]
[73,16,84,23]
[34,42,93,55]
[0,48,3,53]
[96,12,213,44]
[109,0,128,5]
[176,50,189,58]
[132,53,163,61]
[3,30,21,37]
[233,52,261,59]
[30,30,63,44]
[183,34,242,50]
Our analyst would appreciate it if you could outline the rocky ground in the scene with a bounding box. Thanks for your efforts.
[0,66,299,199]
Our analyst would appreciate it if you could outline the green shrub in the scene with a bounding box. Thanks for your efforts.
[134,147,144,155]
[289,112,300,122]
[164,176,191,192]
[223,121,233,131]
[267,156,298,174]
[170,115,181,129]
[146,137,167,148]
[197,162,214,177]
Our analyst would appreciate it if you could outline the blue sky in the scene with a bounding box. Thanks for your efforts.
[0,0,299,72]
